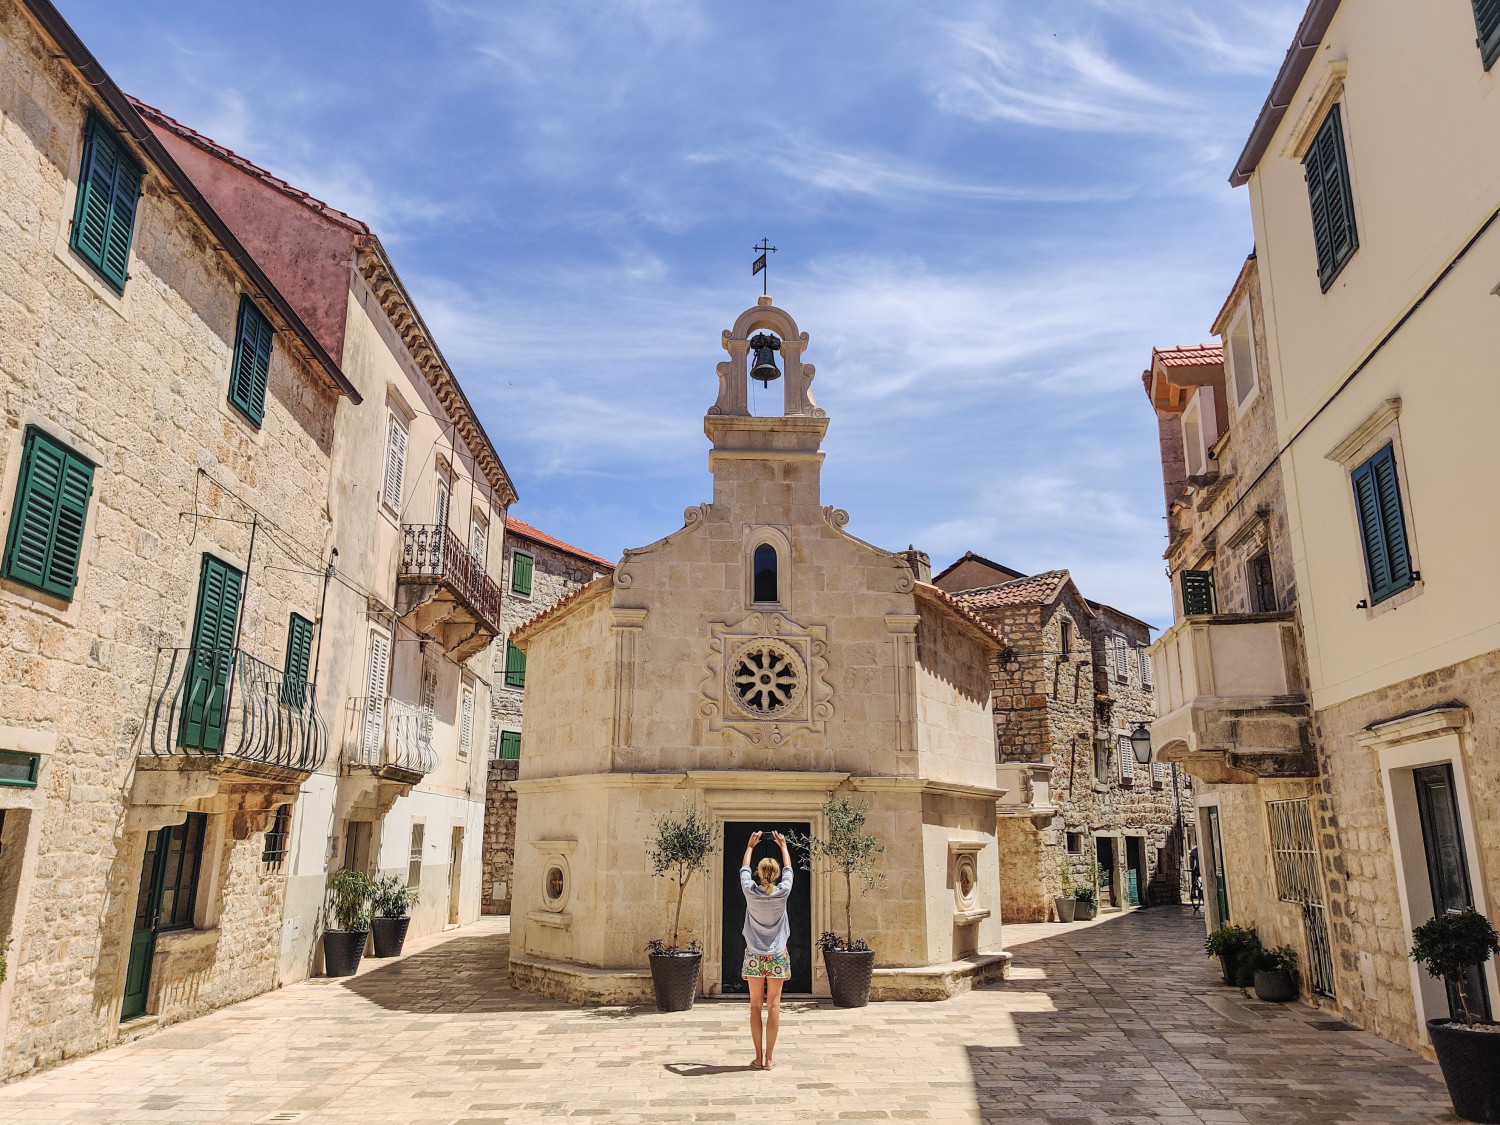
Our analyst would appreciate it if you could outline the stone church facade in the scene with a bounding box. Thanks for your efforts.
[507,298,1008,1004]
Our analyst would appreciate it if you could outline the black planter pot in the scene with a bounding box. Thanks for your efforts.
[648,951,702,1012]
[1430,1018,1500,1123]
[1074,899,1097,922]
[1253,968,1297,1002]
[371,915,411,958]
[1218,953,1239,985]
[824,948,876,1008]
[323,929,368,977]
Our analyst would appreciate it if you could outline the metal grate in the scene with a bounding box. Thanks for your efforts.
[1267,798,1336,998]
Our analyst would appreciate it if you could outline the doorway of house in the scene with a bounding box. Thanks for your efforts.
[1414,764,1490,1020]
[1095,836,1117,908]
[1124,836,1146,907]
[448,827,464,925]
[1205,806,1230,925]
[720,821,812,994]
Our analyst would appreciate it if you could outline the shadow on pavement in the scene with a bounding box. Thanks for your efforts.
[664,1062,760,1076]
[340,933,579,1014]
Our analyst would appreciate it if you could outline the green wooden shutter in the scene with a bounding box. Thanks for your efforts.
[181,556,243,750]
[498,731,521,760]
[281,614,314,707]
[1304,105,1359,290]
[511,552,533,596]
[1181,569,1216,616]
[70,114,143,293]
[1352,444,1414,605]
[3,428,94,600]
[228,296,275,425]
[504,640,527,689]
[1475,0,1500,69]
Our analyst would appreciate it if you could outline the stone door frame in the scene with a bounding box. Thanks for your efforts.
[692,772,845,998]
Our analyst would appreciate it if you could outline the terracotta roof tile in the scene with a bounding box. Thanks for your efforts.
[914,583,1007,647]
[504,517,615,570]
[953,570,1070,610]
[509,574,613,646]
[1152,344,1223,369]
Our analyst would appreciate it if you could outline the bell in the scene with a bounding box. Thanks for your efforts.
[749,332,782,386]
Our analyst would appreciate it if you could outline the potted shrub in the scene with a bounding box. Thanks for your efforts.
[791,796,885,1008]
[1074,862,1102,922]
[1252,945,1299,1002]
[644,804,716,1012]
[370,875,419,958]
[1204,924,1260,986]
[1055,863,1077,923]
[323,868,373,977]
[1411,908,1500,1123]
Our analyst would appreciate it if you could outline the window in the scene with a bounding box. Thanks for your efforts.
[1351,443,1414,605]
[1139,646,1153,689]
[498,730,521,760]
[1113,636,1130,684]
[1304,104,1359,290]
[753,543,778,603]
[1248,550,1277,613]
[281,613,314,707]
[70,112,143,293]
[1093,740,1110,784]
[1181,399,1204,477]
[1059,620,1073,661]
[382,414,407,514]
[181,556,243,751]
[155,813,207,931]
[1152,761,1170,788]
[262,804,291,868]
[1226,309,1256,410]
[3,427,95,600]
[407,823,424,888]
[1474,0,1500,71]
[458,684,475,758]
[1181,569,1216,616]
[362,631,391,759]
[1065,832,1083,854]
[420,663,438,746]
[227,295,274,425]
[471,515,488,565]
[511,550,534,597]
[435,476,451,531]
[503,640,527,690]
[1117,735,1136,785]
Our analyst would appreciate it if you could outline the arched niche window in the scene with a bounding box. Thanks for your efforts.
[753,543,778,604]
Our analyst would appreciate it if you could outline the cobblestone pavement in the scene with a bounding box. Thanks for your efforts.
[0,907,1455,1124]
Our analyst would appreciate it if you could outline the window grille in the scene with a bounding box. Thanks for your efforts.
[262,804,291,867]
[1267,798,1336,997]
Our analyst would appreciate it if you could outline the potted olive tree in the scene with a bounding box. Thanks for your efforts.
[1204,924,1260,986]
[645,804,716,1012]
[370,875,419,958]
[1055,862,1077,923]
[1251,945,1299,1002]
[791,796,885,1008]
[1411,909,1500,1123]
[323,868,373,977]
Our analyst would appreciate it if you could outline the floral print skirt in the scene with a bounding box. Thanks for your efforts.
[741,949,791,980]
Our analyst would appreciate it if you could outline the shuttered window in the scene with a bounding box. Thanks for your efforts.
[504,640,527,689]
[363,631,391,758]
[281,614,314,707]
[1152,760,1169,788]
[3,428,95,600]
[458,685,475,758]
[1181,569,1216,616]
[181,556,243,751]
[1351,443,1414,604]
[1117,735,1135,784]
[1303,104,1359,290]
[1139,647,1153,688]
[228,296,274,425]
[382,415,407,513]
[70,113,143,293]
[498,730,521,760]
[1113,636,1130,683]
[511,551,534,596]
[1475,0,1500,69]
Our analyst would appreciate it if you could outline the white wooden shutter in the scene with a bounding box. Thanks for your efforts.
[1115,637,1129,682]
[1117,735,1135,782]
[1152,760,1169,786]
[364,632,391,758]
[458,686,474,757]
[1139,647,1153,686]
[383,415,407,512]
[435,479,450,530]
[471,518,487,564]
[421,664,438,744]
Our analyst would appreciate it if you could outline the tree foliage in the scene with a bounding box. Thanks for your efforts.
[1411,909,1500,1026]
[328,868,373,932]
[790,796,885,949]
[647,804,717,951]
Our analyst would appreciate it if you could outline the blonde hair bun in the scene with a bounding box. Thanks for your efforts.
[756,856,781,891]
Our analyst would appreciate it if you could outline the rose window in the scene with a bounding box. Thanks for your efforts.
[730,639,806,718]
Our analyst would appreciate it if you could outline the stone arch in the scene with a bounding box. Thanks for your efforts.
[711,298,822,419]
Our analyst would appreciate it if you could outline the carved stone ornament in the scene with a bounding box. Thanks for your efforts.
[699,612,833,746]
[954,853,978,912]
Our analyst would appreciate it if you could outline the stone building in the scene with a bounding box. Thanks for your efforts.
[1148,0,1500,1053]
[483,517,613,915]
[0,0,358,1075]
[934,558,1187,922]
[507,297,1008,1004]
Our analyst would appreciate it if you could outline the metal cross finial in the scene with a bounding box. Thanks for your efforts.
[752,238,777,297]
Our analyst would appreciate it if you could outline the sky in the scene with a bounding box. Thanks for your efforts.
[58,0,1306,628]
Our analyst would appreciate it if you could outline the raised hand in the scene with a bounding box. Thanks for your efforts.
[770,831,785,846]
[748,831,763,846]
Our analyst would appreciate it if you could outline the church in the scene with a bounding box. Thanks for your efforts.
[507,298,1010,1002]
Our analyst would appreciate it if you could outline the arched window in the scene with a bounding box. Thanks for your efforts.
[753,543,778,603]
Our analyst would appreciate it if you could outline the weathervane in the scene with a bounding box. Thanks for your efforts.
[752,237,777,297]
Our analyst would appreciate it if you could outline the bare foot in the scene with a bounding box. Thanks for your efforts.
[751,1058,765,1070]
[763,1059,776,1070]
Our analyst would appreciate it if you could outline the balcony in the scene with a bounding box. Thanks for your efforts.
[396,524,503,662]
[995,762,1058,823]
[343,696,438,785]
[1147,612,1315,784]
[144,647,328,781]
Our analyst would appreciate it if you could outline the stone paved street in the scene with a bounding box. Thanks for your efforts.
[0,907,1455,1124]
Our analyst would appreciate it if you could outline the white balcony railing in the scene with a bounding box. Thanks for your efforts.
[343,696,438,778]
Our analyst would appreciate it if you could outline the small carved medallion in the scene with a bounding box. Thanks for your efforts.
[730,638,806,719]
[700,612,833,745]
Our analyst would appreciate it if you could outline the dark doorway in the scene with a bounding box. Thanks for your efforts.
[1124,836,1146,907]
[1095,836,1117,907]
[1414,764,1490,1020]
[1205,806,1230,924]
[721,820,811,994]
[1248,550,1277,613]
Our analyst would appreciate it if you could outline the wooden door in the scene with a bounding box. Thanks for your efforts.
[122,829,170,1020]
[1414,764,1490,1020]
[1205,806,1230,925]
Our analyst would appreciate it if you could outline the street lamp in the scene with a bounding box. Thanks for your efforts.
[1129,723,1153,765]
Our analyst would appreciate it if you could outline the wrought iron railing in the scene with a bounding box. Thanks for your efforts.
[146,647,327,773]
[343,696,438,777]
[399,523,503,632]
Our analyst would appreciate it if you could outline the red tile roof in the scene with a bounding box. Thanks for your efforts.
[504,517,615,570]
[953,570,1070,610]
[914,583,1006,648]
[1152,344,1223,369]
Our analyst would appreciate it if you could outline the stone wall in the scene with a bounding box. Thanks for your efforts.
[481,759,517,915]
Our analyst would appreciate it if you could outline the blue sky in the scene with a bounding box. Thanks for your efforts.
[60,0,1304,627]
